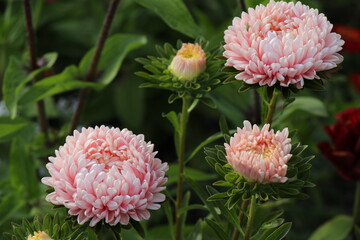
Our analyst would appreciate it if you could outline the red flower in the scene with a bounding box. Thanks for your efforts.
[333,25,360,53]
[318,108,360,181]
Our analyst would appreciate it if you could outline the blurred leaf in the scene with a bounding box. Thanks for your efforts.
[274,96,327,125]
[0,117,29,143]
[205,219,228,240]
[3,54,58,118]
[130,219,146,239]
[10,137,40,200]
[162,200,175,240]
[0,190,24,227]
[3,57,27,118]
[167,163,216,185]
[162,111,180,134]
[309,215,353,240]
[79,34,147,86]
[262,222,292,240]
[113,77,145,130]
[133,0,201,38]
[19,65,101,105]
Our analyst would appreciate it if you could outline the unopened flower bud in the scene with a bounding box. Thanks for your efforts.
[168,43,206,81]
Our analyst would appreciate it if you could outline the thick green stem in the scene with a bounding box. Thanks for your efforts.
[232,200,249,240]
[265,89,279,125]
[175,96,191,240]
[354,182,360,228]
[244,195,257,240]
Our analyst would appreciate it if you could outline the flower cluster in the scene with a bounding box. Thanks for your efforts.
[319,108,360,181]
[223,0,344,89]
[42,126,168,227]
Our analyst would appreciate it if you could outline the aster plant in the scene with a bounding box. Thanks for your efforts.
[136,40,226,239]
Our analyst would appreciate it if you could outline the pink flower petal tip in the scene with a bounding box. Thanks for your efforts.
[223,0,344,89]
[225,120,292,183]
[42,126,168,227]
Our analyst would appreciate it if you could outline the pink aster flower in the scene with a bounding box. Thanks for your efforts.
[42,126,168,227]
[168,43,206,81]
[223,0,344,89]
[225,121,292,183]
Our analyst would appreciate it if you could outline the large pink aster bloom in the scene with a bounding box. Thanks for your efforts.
[223,0,344,89]
[42,126,168,227]
[225,121,292,183]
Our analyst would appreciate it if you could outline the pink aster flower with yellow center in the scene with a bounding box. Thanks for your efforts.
[225,121,292,183]
[168,43,206,81]
[27,231,52,240]
[42,126,168,227]
[223,0,344,89]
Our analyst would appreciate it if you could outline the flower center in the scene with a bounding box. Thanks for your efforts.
[244,140,278,162]
[85,139,129,168]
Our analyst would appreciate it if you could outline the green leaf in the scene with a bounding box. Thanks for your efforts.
[167,163,216,185]
[184,176,222,224]
[133,0,201,38]
[0,117,29,143]
[205,219,228,240]
[275,96,327,124]
[3,57,28,118]
[79,34,147,85]
[0,191,24,227]
[309,215,353,240]
[3,54,58,118]
[19,65,101,104]
[130,219,146,239]
[162,200,175,240]
[10,137,40,199]
[162,111,180,134]
[264,222,292,240]
[261,218,285,230]
[113,77,145,130]
[219,115,230,136]
[207,192,229,201]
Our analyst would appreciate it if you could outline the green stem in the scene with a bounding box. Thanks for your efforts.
[244,195,257,240]
[354,182,360,228]
[175,96,191,240]
[232,200,249,240]
[265,89,279,125]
